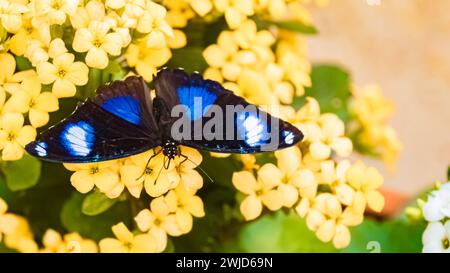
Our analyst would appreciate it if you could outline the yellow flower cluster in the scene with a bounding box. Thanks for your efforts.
[62,145,205,252]
[65,146,203,199]
[203,19,311,106]
[165,0,324,30]
[232,98,385,249]
[99,181,205,253]
[349,84,402,169]
[0,197,98,253]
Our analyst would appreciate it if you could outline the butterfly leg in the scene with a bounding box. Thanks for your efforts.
[136,148,163,181]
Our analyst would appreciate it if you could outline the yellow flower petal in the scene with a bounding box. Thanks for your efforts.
[257,163,283,188]
[94,169,120,193]
[29,108,49,128]
[131,234,157,253]
[52,78,77,98]
[240,195,262,221]
[232,171,258,194]
[111,222,133,243]
[134,209,154,232]
[365,190,385,212]
[37,62,58,84]
[66,62,89,86]
[85,47,109,69]
[35,92,59,112]
[316,219,336,242]
[261,189,283,211]
[99,238,128,253]
[175,209,193,234]
[333,224,351,249]
[72,28,94,52]
[70,170,95,193]
[184,195,205,217]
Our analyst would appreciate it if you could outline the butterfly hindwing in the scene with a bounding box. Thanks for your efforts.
[25,101,160,163]
[153,68,303,153]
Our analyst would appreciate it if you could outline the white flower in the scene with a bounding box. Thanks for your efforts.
[422,221,450,253]
[422,183,450,222]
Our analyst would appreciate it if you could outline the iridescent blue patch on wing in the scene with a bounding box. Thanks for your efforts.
[101,96,141,125]
[177,85,218,121]
[237,112,268,147]
[283,130,295,145]
[34,141,48,157]
[61,121,95,156]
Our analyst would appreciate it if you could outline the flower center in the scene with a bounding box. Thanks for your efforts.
[51,0,63,9]
[145,167,152,175]
[7,133,16,141]
[29,99,36,108]
[57,69,67,78]
[443,237,450,250]
[90,166,99,174]
[93,39,103,48]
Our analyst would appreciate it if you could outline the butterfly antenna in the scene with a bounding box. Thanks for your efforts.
[153,163,165,185]
[179,154,213,183]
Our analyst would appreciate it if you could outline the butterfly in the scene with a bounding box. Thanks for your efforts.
[25,68,303,168]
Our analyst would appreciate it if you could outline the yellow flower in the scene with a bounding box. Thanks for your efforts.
[0,0,28,33]
[41,229,98,253]
[232,165,284,221]
[0,197,8,241]
[125,41,171,82]
[33,0,80,26]
[0,113,36,161]
[26,37,68,67]
[137,1,173,48]
[214,0,254,29]
[174,146,203,192]
[9,16,47,56]
[120,149,180,198]
[346,161,385,213]
[349,84,402,169]
[5,77,59,128]
[1,214,38,253]
[298,192,362,249]
[99,222,158,253]
[165,0,195,28]
[37,52,89,98]
[72,21,123,69]
[134,196,183,251]
[64,160,121,195]
[164,183,205,234]
[70,0,115,29]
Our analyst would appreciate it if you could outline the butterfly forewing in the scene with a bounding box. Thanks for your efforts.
[26,101,159,163]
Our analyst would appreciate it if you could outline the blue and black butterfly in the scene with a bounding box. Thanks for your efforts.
[25,69,303,166]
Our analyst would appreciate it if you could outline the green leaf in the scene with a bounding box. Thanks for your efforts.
[166,47,208,73]
[342,218,426,253]
[2,154,41,191]
[239,211,336,252]
[294,64,352,122]
[253,17,317,34]
[61,192,131,241]
[15,56,33,71]
[101,61,126,84]
[50,24,64,39]
[82,191,117,216]
[272,21,318,34]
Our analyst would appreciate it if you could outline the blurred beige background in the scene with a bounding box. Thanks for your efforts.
[307,0,450,195]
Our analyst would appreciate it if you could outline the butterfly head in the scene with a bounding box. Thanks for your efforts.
[162,139,179,160]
